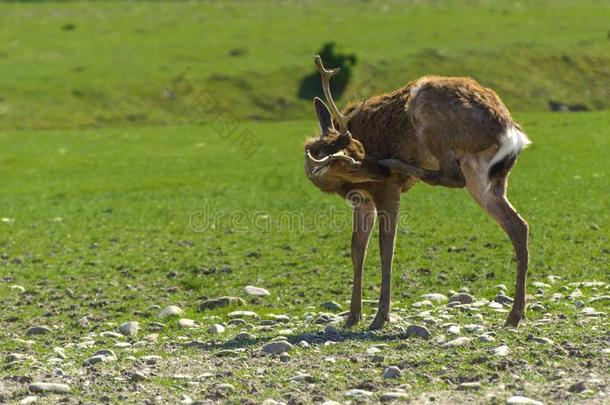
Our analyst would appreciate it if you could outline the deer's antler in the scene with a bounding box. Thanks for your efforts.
[314,55,363,135]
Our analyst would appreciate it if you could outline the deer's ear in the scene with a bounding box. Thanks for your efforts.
[314,97,334,137]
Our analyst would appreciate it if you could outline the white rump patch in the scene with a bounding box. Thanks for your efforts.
[488,126,531,172]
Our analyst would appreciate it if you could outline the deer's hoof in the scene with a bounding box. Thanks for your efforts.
[344,314,361,328]
[504,310,524,327]
[367,314,389,330]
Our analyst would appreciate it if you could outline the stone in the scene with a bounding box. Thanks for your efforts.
[215,383,235,392]
[290,373,314,382]
[320,301,343,311]
[228,310,258,318]
[178,319,197,328]
[261,341,293,355]
[158,305,183,318]
[207,324,225,334]
[506,396,544,405]
[478,334,495,343]
[93,349,116,358]
[421,293,448,302]
[84,354,115,366]
[383,366,402,379]
[412,300,433,308]
[244,285,270,296]
[234,332,254,341]
[20,396,38,405]
[494,345,510,356]
[406,324,430,339]
[568,381,586,393]
[529,303,546,312]
[449,293,475,305]
[459,382,481,390]
[344,389,372,398]
[119,321,139,336]
[447,325,461,335]
[26,326,52,336]
[381,391,409,401]
[442,337,472,348]
[199,296,245,311]
[464,324,485,333]
[28,383,70,394]
[494,293,514,304]
[129,371,147,382]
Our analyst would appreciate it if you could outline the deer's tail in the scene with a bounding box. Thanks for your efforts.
[487,125,531,181]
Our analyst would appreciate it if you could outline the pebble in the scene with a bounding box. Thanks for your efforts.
[478,334,495,343]
[100,331,123,339]
[532,281,551,289]
[494,284,508,291]
[464,324,485,333]
[119,321,139,336]
[449,293,475,305]
[20,396,38,405]
[215,383,235,392]
[447,325,461,335]
[383,366,402,379]
[320,301,343,311]
[244,285,270,296]
[495,292,514,304]
[421,293,448,302]
[93,349,116,358]
[199,296,245,311]
[568,381,586,393]
[494,345,510,356]
[412,300,433,308]
[569,289,583,299]
[228,310,258,318]
[381,392,409,400]
[261,341,293,355]
[141,355,162,365]
[406,324,430,339]
[506,396,543,405]
[344,389,372,398]
[177,318,196,328]
[290,373,314,382]
[84,354,116,366]
[158,305,183,318]
[488,301,504,309]
[77,316,89,327]
[459,382,481,390]
[129,371,147,382]
[234,332,254,341]
[442,337,472,348]
[26,326,52,336]
[28,383,71,394]
[582,307,604,316]
[529,303,546,312]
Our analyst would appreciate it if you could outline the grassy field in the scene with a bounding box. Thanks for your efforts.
[0,0,609,129]
[0,0,609,404]
[1,113,608,403]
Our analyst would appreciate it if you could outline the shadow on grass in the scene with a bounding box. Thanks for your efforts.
[186,327,411,353]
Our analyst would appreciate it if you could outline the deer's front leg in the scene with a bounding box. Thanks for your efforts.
[369,188,400,330]
[345,197,376,328]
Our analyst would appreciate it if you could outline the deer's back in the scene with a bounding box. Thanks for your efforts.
[347,76,514,170]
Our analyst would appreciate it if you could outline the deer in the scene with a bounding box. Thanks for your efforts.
[304,55,531,330]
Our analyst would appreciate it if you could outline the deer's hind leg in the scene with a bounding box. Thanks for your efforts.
[460,155,529,327]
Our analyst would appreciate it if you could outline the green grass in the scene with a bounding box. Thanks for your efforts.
[1,112,608,403]
[0,0,609,129]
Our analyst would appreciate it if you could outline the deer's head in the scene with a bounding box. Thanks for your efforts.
[304,56,376,193]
